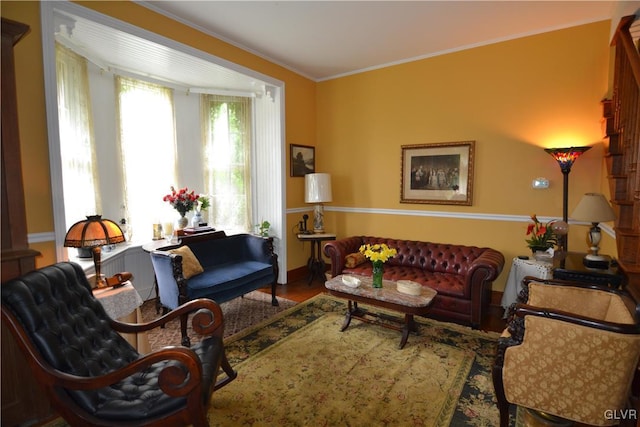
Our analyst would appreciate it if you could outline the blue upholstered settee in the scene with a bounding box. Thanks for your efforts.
[150,231,278,344]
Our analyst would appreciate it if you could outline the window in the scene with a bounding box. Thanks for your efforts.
[43,2,286,282]
[55,43,100,228]
[201,95,252,233]
[116,76,177,240]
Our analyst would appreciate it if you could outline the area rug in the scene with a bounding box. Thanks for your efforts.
[142,290,298,350]
[210,294,506,426]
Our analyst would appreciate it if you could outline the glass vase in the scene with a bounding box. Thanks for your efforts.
[177,213,188,229]
[372,261,384,288]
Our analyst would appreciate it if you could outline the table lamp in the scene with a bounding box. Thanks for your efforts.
[570,193,616,267]
[544,146,591,252]
[64,215,125,288]
[305,173,332,233]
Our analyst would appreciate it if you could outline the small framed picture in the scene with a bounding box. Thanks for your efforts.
[290,144,315,177]
[400,141,475,205]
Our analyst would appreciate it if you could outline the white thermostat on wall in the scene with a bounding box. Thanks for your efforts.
[531,177,549,189]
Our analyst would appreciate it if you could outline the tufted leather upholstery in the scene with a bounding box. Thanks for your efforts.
[324,236,505,328]
[1,262,236,426]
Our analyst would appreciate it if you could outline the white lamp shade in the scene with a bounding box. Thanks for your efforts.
[305,173,332,203]
[571,193,616,223]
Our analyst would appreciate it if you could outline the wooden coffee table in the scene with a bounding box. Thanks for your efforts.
[325,275,437,349]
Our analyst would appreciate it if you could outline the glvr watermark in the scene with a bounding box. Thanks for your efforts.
[604,409,637,421]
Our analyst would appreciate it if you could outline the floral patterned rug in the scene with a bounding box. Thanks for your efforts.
[210,293,510,426]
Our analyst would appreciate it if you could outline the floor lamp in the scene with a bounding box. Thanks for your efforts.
[544,146,591,252]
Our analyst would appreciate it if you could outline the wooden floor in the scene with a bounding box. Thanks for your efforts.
[268,275,508,333]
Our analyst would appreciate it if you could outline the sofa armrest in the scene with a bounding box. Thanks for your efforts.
[323,236,364,277]
[464,248,504,327]
[243,234,278,284]
[150,251,187,310]
[243,234,275,264]
[466,248,504,294]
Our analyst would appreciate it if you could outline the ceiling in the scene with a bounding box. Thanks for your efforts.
[53,1,636,95]
[139,1,625,81]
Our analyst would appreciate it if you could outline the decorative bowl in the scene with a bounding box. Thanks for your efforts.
[341,275,361,288]
[396,280,422,295]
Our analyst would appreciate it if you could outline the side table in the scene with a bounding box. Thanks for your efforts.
[553,252,624,289]
[297,232,336,285]
[501,257,553,316]
[93,281,150,354]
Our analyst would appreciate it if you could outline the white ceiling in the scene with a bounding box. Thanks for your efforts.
[54,1,637,95]
[139,1,626,81]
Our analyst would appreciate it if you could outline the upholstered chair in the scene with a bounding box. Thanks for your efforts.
[492,277,640,426]
[1,262,236,426]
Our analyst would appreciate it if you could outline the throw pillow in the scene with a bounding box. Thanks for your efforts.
[169,246,204,279]
[344,252,366,268]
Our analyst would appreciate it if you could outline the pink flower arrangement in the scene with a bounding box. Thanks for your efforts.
[163,186,200,216]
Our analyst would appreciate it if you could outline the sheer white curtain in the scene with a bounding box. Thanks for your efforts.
[201,95,252,233]
[55,43,100,228]
[116,76,176,241]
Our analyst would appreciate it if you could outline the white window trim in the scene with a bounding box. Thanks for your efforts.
[40,1,287,283]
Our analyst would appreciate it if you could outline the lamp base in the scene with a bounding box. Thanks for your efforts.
[313,204,325,233]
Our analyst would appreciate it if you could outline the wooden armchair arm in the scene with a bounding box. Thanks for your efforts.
[507,303,640,341]
[2,306,209,397]
[522,275,633,296]
[109,298,224,337]
[516,276,639,322]
[44,347,204,397]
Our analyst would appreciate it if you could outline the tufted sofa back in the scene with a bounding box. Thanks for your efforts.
[2,262,140,411]
[361,236,487,276]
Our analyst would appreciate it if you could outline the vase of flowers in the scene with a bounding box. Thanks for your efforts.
[163,186,201,229]
[525,214,557,254]
[359,243,398,288]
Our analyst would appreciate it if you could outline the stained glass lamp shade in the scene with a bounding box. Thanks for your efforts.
[64,215,125,288]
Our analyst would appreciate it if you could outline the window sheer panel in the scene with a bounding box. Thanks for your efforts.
[55,43,100,229]
[201,95,252,234]
[116,77,177,241]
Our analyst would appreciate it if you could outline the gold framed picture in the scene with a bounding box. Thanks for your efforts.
[400,141,475,205]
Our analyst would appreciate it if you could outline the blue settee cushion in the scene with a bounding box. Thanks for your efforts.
[187,260,273,300]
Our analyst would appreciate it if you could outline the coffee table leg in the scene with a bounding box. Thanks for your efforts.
[399,314,417,349]
[341,300,355,331]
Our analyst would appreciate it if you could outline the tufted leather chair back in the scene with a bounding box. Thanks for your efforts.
[2,262,139,411]
[361,236,486,276]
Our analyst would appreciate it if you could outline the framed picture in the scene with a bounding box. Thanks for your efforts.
[400,141,475,205]
[290,144,315,177]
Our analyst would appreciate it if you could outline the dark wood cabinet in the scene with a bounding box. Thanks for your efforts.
[1,17,51,426]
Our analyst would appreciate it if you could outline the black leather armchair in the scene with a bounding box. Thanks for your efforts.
[1,262,236,426]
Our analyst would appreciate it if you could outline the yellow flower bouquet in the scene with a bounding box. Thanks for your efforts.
[359,243,397,288]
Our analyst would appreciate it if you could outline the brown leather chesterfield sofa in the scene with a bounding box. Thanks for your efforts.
[323,236,505,329]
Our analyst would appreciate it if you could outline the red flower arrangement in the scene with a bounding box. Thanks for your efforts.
[525,214,557,250]
[162,186,200,216]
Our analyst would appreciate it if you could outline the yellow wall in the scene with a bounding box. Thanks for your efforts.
[317,21,615,291]
[3,1,616,291]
